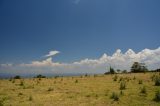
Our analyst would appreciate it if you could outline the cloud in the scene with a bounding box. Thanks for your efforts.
[0,47,160,76]
[45,50,60,57]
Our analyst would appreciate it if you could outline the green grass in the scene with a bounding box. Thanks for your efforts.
[0,72,160,106]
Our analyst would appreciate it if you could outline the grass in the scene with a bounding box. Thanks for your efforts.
[0,72,160,106]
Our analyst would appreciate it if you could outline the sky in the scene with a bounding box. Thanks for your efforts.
[0,0,160,77]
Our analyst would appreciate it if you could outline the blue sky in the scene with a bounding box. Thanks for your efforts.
[0,0,160,64]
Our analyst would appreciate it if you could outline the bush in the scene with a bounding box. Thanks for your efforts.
[75,79,78,83]
[113,75,118,81]
[35,74,46,78]
[154,90,160,102]
[120,90,124,96]
[120,81,126,90]
[47,87,54,91]
[139,80,143,84]
[0,100,3,106]
[14,75,21,79]
[133,76,136,80]
[110,92,119,101]
[19,80,24,86]
[140,86,147,94]
[155,77,160,86]
[29,95,33,101]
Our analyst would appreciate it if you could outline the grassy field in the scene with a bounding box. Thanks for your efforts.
[0,72,160,106]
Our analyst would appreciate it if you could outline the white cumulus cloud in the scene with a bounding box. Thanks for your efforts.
[45,50,60,57]
[0,47,160,76]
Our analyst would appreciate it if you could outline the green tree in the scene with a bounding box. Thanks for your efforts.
[110,66,115,74]
[131,62,148,73]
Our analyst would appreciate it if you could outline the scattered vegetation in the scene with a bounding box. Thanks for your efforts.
[140,86,147,94]
[35,74,46,78]
[110,92,119,101]
[120,81,126,90]
[14,75,21,79]
[139,80,143,84]
[75,79,78,83]
[131,62,148,73]
[113,75,118,81]
[154,76,160,86]
[154,90,160,102]
[29,95,33,101]
[47,87,54,91]
[1,72,160,105]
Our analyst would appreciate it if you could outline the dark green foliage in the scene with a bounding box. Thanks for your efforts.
[110,66,115,74]
[110,92,119,101]
[154,90,160,102]
[139,80,143,84]
[85,73,88,77]
[140,86,147,94]
[131,62,148,73]
[155,76,160,86]
[35,74,46,78]
[14,75,21,79]
[120,81,126,90]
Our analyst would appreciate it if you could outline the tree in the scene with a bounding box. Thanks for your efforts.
[131,62,148,73]
[14,75,21,79]
[117,69,121,73]
[110,66,115,74]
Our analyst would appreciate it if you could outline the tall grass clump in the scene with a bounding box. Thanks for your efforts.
[139,80,143,84]
[140,86,147,94]
[155,76,160,86]
[113,75,118,81]
[154,90,160,102]
[29,95,33,101]
[110,92,119,101]
[120,81,126,90]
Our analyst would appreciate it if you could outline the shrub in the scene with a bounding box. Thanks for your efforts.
[48,87,54,91]
[133,76,136,80]
[120,90,124,96]
[155,76,160,86]
[18,93,23,96]
[29,95,33,101]
[12,79,15,83]
[94,74,97,78]
[75,79,78,83]
[14,75,21,79]
[113,75,118,81]
[35,74,46,78]
[110,92,119,101]
[19,80,24,86]
[0,100,3,106]
[120,81,126,90]
[140,86,147,94]
[139,80,143,84]
[154,90,160,102]
[119,77,123,82]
